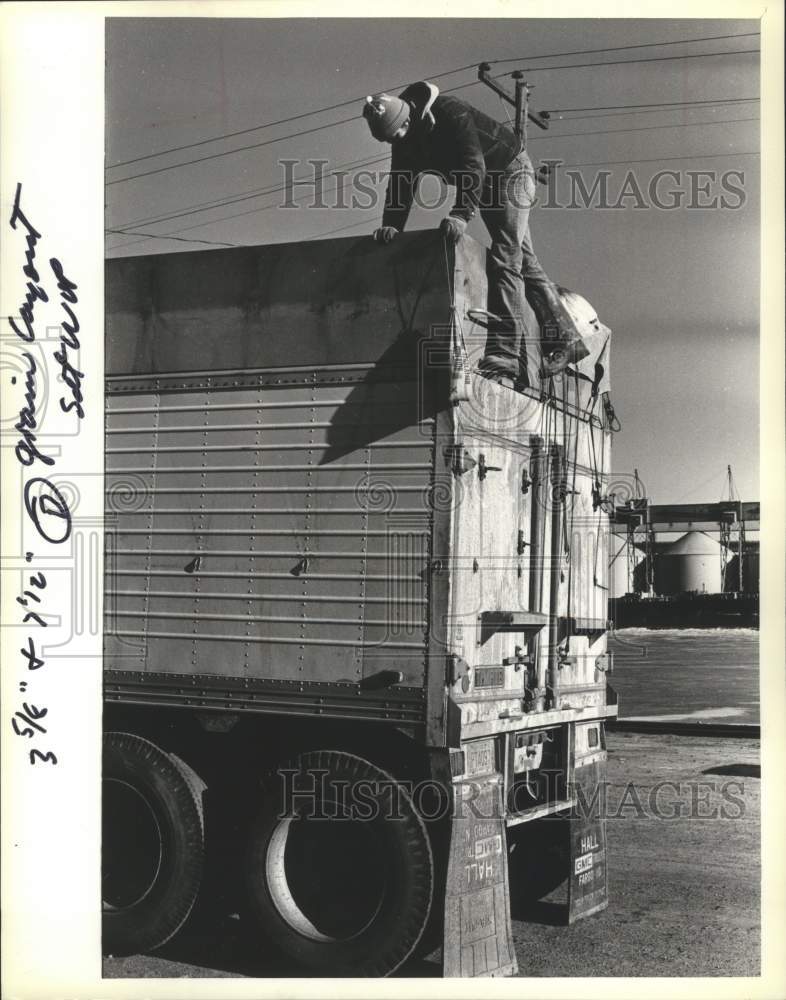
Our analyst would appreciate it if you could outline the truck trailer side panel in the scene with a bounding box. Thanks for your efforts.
[105,232,462,733]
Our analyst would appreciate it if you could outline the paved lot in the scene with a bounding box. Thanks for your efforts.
[104,732,760,980]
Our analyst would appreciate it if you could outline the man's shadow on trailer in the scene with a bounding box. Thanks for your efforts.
[319,234,451,467]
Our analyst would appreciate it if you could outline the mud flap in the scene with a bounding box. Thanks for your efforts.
[442,772,518,977]
[567,756,609,923]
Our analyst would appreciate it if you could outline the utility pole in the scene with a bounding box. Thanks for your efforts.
[477,63,550,146]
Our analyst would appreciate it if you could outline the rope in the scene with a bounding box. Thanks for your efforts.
[603,392,622,432]
[590,390,608,590]
[442,235,471,406]
[563,370,581,627]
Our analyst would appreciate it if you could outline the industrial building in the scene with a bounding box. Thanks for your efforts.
[609,500,759,627]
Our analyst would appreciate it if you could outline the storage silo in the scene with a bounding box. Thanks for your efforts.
[654,531,722,595]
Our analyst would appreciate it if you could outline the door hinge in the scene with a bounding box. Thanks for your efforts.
[444,443,476,476]
[448,653,470,687]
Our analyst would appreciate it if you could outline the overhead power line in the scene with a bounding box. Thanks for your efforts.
[303,217,371,241]
[107,147,759,254]
[487,47,759,83]
[109,114,759,233]
[112,96,760,230]
[488,31,759,68]
[106,33,761,171]
[106,114,359,187]
[553,103,758,123]
[567,150,759,168]
[116,153,388,230]
[107,45,760,190]
[106,228,238,249]
[106,30,759,170]
[528,116,759,142]
[106,31,759,180]
[110,213,374,254]
[548,96,759,114]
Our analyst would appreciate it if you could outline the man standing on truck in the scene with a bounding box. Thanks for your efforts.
[362,80,581,380]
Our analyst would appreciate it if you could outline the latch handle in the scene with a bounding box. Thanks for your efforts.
[478,453,502,481]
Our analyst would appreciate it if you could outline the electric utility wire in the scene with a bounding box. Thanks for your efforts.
[527,115,759,143]
[484,46,759,85]
[552,100,758,122]
[107,30,759,169]
[108,213,371,252]
[106,43,760,186]
[548,96,759,114]
[117,152,388,230]
[107,161,390,245]
[106,228,238,249]
[107,147,759,253]
[487,31,758,69]
[106,114,360,187]
[109,145,760,250]
[567,150,758,169]
[113,98,758,232]
[109,115,759,238]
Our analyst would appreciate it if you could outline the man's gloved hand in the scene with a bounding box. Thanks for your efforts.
[440,216,467,244]
[373,226,399,244]
[537,162,554,185]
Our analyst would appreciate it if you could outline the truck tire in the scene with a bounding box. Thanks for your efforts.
[246,750,433,976]
[102,732,204,956]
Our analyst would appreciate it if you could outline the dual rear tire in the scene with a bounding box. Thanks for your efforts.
[245,750,434,977]
[102,740,434,976]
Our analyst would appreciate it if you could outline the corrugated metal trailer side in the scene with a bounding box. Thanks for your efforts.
[104,232,461,737]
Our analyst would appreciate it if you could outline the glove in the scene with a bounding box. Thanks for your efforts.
[537,162,554,185]
[440,216,467,244]
[373,226,399,245]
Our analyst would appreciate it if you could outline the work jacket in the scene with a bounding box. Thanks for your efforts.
[381,81,524,230]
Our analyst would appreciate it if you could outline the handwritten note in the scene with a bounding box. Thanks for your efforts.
[7,181,85,766]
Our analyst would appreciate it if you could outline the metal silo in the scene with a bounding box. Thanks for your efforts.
[654,531,723,595]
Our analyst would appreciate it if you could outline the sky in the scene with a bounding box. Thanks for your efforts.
[105,16,760,504]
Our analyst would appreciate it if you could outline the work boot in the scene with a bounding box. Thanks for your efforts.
[468,308,522,382]
[525,282,589,375]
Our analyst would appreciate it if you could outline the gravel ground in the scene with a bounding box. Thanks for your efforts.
[103,731,760,980]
